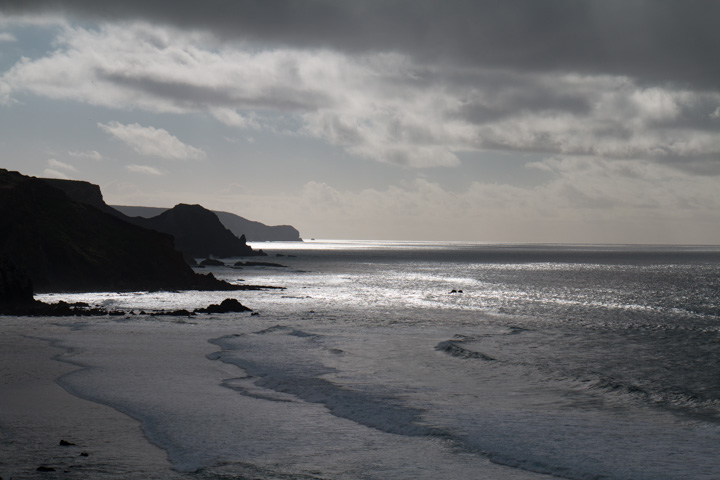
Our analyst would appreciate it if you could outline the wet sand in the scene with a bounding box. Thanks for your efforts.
[0,316,182,479]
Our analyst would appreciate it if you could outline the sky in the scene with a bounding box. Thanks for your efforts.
[1,1,719,244]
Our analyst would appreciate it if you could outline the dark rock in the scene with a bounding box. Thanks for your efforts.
[80,452,89,457]
[194,298,252,314]
[0,169,242,294]
[59,439,76,446]
[36,466,56,472]
[0,256,34,309]
[112,206,303,242]
[214,210,302,242]
[233,261,287,268]
[119,204,257,258]
[200,258,225,266]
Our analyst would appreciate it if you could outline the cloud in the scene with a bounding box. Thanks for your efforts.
[186,157,719,243]
[211,108,258,128]
[2,21,720,171]
[361,160,714,219]
[68,149,103,160]
[2,1,719,90]
[42,169,70,179]
[42,158,77,179]
[126,164,162,175]
[0,32,17,42]
[47,158,77,171]
[98,121,206,160]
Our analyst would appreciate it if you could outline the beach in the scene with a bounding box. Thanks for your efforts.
[0,313,557,480]
[0,317,182,479]
[1,242,719,479]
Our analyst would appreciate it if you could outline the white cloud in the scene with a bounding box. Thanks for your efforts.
[68,150,103,160]
[98,121,206,160]
[42,169,69,179]
[282,160,720,242]
[127,164,162,175]
[0,32,17,42]
[48,158,77,171]
[42,159,77,179]
[211,108,258,128]
[2,22,720,171]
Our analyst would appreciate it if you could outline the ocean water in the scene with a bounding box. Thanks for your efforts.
[32,241,720,479]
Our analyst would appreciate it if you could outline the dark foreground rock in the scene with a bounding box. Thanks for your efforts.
[0,256,34,308]
[0,300,127,317]
[194,298,252,314]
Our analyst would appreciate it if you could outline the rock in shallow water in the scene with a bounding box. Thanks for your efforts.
[194,298,252,314]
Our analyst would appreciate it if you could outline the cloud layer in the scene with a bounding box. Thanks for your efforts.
[3,1,719,89]
[2,22,719,171]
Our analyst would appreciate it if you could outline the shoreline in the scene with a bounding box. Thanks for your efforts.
[0,317,182,479]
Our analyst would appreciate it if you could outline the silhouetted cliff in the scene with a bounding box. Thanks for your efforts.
[126,204,257,259]
[0,256,34,308]
[42,178,116,214]
[0,169,235,294]
[215,210,302,242]
[113,205,302,242]
[46,181,266,259]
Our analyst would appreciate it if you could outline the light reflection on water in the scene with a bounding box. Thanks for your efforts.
[37,240,719,327]
[26,240,720,479]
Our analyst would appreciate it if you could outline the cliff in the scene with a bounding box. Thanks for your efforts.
[127,204,256,259]
[0,169,235,294]
[214,210,301,242]
[113,205,302,242]
[45,182,264,259]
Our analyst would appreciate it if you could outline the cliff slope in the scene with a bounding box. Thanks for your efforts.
[113,205,302,242]
[128,204,257,258]
[0,169,232,293]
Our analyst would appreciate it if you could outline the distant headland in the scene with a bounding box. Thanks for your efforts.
[113,205,302,242]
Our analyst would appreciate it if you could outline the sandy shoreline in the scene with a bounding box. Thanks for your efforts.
[0,316,182,479]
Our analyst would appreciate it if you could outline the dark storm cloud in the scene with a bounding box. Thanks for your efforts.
[3,0,719,89]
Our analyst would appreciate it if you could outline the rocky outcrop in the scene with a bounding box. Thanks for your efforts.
[41,178,115,214]
[126,204,256,259]
[0,169,240,294]
[200,258,225,266]
[214,210,302,242]
[234,261,287,268]
[113,205,302,242]
[45,184,265,259]
[194,298,252,314]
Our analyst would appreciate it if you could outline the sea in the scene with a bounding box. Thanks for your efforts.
[27,240,720,479]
